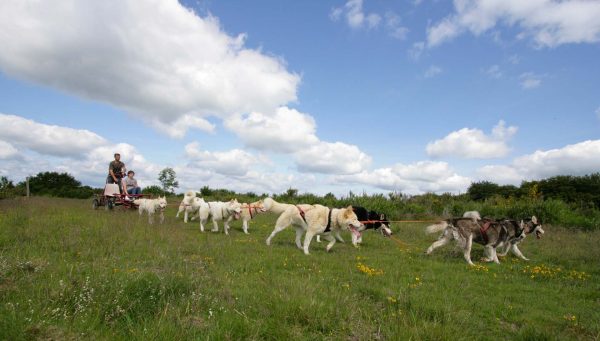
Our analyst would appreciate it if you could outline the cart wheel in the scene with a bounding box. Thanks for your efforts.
[107,199,114,210]
[92,199,99,210]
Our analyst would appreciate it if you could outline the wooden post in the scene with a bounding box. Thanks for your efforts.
[26,176,30,198]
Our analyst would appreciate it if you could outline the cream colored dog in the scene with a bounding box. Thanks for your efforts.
[302,205,362,255]
[134,196,167,224]
[239,200,267,234]
[265,203,316,248]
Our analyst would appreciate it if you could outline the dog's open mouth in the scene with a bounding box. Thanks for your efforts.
[349,225,362,238]
[234,212,241,220]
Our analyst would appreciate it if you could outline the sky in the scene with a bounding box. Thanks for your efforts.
[0,0,599,195]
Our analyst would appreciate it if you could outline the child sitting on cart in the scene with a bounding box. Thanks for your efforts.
[125,170,142,195]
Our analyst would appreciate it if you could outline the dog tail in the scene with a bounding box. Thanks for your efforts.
[425,221,448,234]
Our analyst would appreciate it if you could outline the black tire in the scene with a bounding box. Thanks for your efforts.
[92,199,99,210]
[107,199,114,210]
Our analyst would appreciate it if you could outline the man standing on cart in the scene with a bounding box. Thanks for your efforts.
[107,153,127,194]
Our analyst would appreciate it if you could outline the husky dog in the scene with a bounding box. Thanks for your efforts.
[463,211,481,220]
[262,197,293,215]
[135,196,168,224]
[199,199,242,235]
[176,191,201,223]
[302,205,362,255]
[239,200,267,234]
[425,217,510,265]
[265,203,316,248]
[497,216,544,260]
[316,206,392,246]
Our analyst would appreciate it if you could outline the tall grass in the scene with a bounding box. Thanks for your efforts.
[1,197,599,340]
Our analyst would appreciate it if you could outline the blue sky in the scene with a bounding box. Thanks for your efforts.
[1,0,599,195]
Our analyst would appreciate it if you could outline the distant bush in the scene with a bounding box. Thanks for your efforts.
[9,172,97,199]
[142,185,164,196]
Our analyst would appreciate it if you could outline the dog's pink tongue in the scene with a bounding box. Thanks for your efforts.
[350,227,361,238]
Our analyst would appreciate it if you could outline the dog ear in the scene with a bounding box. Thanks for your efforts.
[520,220,525,230]
[380,213,385,220]
[531,216,538,224]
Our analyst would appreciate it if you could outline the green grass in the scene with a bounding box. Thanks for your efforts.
[1,197,599,340]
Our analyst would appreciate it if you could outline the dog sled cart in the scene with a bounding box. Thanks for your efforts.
[92,183,147,210]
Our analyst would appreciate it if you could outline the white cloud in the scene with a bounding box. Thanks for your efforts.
[485,64,503,79]
[427,0,600,48]
[508,54,521,64]
[0,0,300,138]
[0,140,18,159]
[294,141,371,175]
[224,106,319,153]
[184,142,260,176]
[427,120,518,159]
[520,72,542,89]
[0,113,107,157]
[408,41,425,61]
[424,65,443,78]
[385,12,409,40]
[336,161,472,194]
[330,0,381,29]
[478,140,600,184]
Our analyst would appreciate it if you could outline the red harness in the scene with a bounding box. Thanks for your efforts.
[248,205,255,219]
[296,205,307,224]
[480,221,491,243]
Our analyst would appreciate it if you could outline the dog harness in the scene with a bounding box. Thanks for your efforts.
[480,221,492,244]
[324,209,333,233]
[248,205,254,219]
[296,205,307,224]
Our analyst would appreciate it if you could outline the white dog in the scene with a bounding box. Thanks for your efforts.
[302,205,362,255]
[176,191,201,223]
[265,203,315,248]
[463,211,481,220]
[198,199,242,235]
[135,196,167,224]
[239,200,267,234]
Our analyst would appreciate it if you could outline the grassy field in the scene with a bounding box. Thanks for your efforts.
[1,197,599,340]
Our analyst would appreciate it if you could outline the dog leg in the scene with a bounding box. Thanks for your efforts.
[324,233,336,252]
[482,245,494,262]
[224,216,233,235]
[242,219,249,234]
[176,206,182,218]
[335,231,345,243]
[211,219,219,232]
[492,247,501,264]
[511,244,529,261]
[148,212,154,225]
[316,235,321,243]
[463,234,474,266]
[426,233,450,254]
[498,242,511,257]
[266,216,292,246]
[266,224,286,246]
[295,227,304,249]
[303,230,316,255]
[199,218,206,232]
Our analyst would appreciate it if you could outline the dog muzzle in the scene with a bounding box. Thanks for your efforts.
[381,225,392,237]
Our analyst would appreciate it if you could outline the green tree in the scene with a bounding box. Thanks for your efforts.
[467,181,500,201]
[158,168,179,194]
